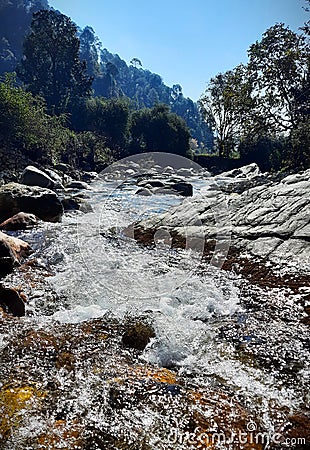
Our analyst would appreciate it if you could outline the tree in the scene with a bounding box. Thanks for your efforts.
[79,26,101,78]
[17,9,92,114]
[248,23,309,133]
[199,64,255,157]
[73,96,130,157]
[130,103,190,157]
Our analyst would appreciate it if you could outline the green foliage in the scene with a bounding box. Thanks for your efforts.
[287,117,310,169]
[17,9,92,115]
[200,20,309,170]
[248,23,309,133]
[239,135,284,172]
[199,64,255,157]
[130,103,190,157]
[0,73,75,164]
[85,97,130,156]
[95,48,213,149]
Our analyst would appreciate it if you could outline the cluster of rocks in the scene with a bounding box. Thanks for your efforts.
[101,158,203,197]
[0,164,95,316]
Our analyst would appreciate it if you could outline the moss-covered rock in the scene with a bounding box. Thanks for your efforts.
[0,384,45,441]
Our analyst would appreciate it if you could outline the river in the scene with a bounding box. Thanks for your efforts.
[0,162,309,449]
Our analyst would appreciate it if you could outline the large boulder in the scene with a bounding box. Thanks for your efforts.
[21,165,55,189]
[43,168,65,190]
[133,167,310,275]
[0,183,63,223]
[214,163,268,194]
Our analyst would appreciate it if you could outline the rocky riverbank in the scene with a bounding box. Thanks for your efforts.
[0,160,309,449]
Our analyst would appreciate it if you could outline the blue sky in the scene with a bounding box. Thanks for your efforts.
[49,0,308,101]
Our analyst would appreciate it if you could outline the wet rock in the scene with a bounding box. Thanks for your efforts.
[269,413,310,449]
[0,285,26,316]
[0,182,63,222]
[0,212,37,231]
[20,165,55,189]
[0,317,273,450]
[81,171,98,182]
[0,231,31,276]
[122,321,155,351]
[169,180,193,196]
[36,420,85,450]
[0,384,45,441]
[137,178,193,197]
[0,237,17,275]
[138,179,166,188]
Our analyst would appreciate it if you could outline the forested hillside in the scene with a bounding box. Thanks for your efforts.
[0,0,49,73]
[0,0,213,150]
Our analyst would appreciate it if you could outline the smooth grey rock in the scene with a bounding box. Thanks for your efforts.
[21,165,55,189]
[135,167,310,273]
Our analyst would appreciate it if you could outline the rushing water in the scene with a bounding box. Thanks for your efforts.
[24,179,310,400]
[1,174,309,449]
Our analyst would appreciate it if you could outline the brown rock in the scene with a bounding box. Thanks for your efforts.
[0,231,32,276]
[0,285,26,316]
[0,212,37,231]
[122,321,155,351]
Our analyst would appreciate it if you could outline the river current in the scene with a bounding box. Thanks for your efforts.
[1,169,309,448]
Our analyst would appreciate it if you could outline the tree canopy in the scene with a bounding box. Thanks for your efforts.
[199,21,310,169]
[17,9,92,114]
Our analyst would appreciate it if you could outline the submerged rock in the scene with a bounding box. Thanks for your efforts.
[61,196,93,213]
[0,183,63,222]
[0,316,266,450]
[0,384,45,442]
